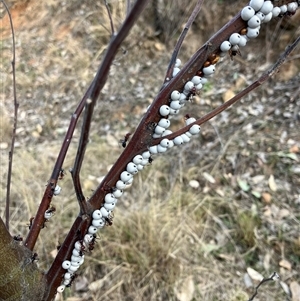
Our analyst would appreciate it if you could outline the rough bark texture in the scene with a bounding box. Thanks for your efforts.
[0,218,46,301]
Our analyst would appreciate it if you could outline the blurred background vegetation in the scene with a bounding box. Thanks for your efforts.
[1,0,300,300]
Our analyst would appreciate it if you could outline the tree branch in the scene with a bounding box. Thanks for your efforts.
[3,0,18,231]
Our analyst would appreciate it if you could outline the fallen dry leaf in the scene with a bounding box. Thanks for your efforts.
[175,276,195,301]
[279,259,292,270]
[222,89,235,102]
[247,267,263,282]
[290,281,300,301]
[268,175,277,191]
[262,192,272,204]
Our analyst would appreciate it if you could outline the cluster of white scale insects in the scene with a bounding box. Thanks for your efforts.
[56,0,298,293]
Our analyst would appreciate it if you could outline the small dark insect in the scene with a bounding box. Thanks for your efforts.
[186,87,197,101]
[148,156,153,164]
[45,205,56,214]
[31,252,39,263]
[28,217,34,230]
[66,274,78,287]
[13,234,23,242]
[229,47,241,60]
[88,234,98,251]
[104,216,113,226]
[119,133,131,148]
[58,168,65,180]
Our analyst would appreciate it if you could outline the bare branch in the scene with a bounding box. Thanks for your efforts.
[3,0,18,231]
[164,0,205,84]
[248,272,280,301]
[104,0,115,35]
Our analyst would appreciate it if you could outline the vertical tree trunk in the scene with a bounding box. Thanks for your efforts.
[0,217,46,301]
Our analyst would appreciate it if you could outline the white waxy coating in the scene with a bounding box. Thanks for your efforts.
[84,234,94,243]
[171,90,181,101]
[170,100,182,110]
[116,180,127,190]
[158,119,170,129]
[184,81,194,92]
[126,178,133,185]
[142,151,151,159]
[160,138,170,148]
[238,35,248,47]
[100,206,110,217]
[229,33,241,45]
[241,6,255,20]
[68,265,79,272]
[149,145,158,154]
[246,27,259,39]
[44,212,53,219]
[179,93,187,102]
[153,133,162,139]
[71,261,80,267]
[64,272,72,280]
[262,12,272,23]
[191,76,202,85]
[220,41,231,52]
[189,124,201,135]
[57,285,65,293]
[137,164,144,171]
[202,65,215,76]
[195,83,203,90]
[104,202,116,210]
[71,255,81,262]
[185,131,192,138]
[104,193,116,204]
[88,226,98,234]
[140,159,149,166]
[173,136,184,145]
[249,0,264,11]
[200,77,208,84]
[62,260,71,269]
[181,133,191,143]
[159,105,170,116]
[272,6,281,17]
[260,1,273,15]
[63,279,71,286]
[72,249,81,256]
[120,171,133,183]
[175,58,181,67]
[132,155,143,165]
[154,125,166,135]
[287,2,298,12]
[280,5,287,14]
[126,162,138,174]
[162,129,173,137]
[112,189,123,198]
[169,108,179,115]
[168,140,174,148]
[185,117,196,125]
[172,67,180,77]
[54,185,61,196]
[247,15,261,28]
[92,218,105,228]
[92,209,102,219]
[157,145,167,153]
[255,11,265,21]
[74,241,84,251]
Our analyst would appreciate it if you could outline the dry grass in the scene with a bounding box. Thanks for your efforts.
[1,0,300,300]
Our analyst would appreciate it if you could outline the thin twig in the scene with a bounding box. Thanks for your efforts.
[43,1,150,300]
[159,34,300,140]
[2,0,18,231]
[104,0,115,35]
[164,0,204,84]
[248,272,280,301]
